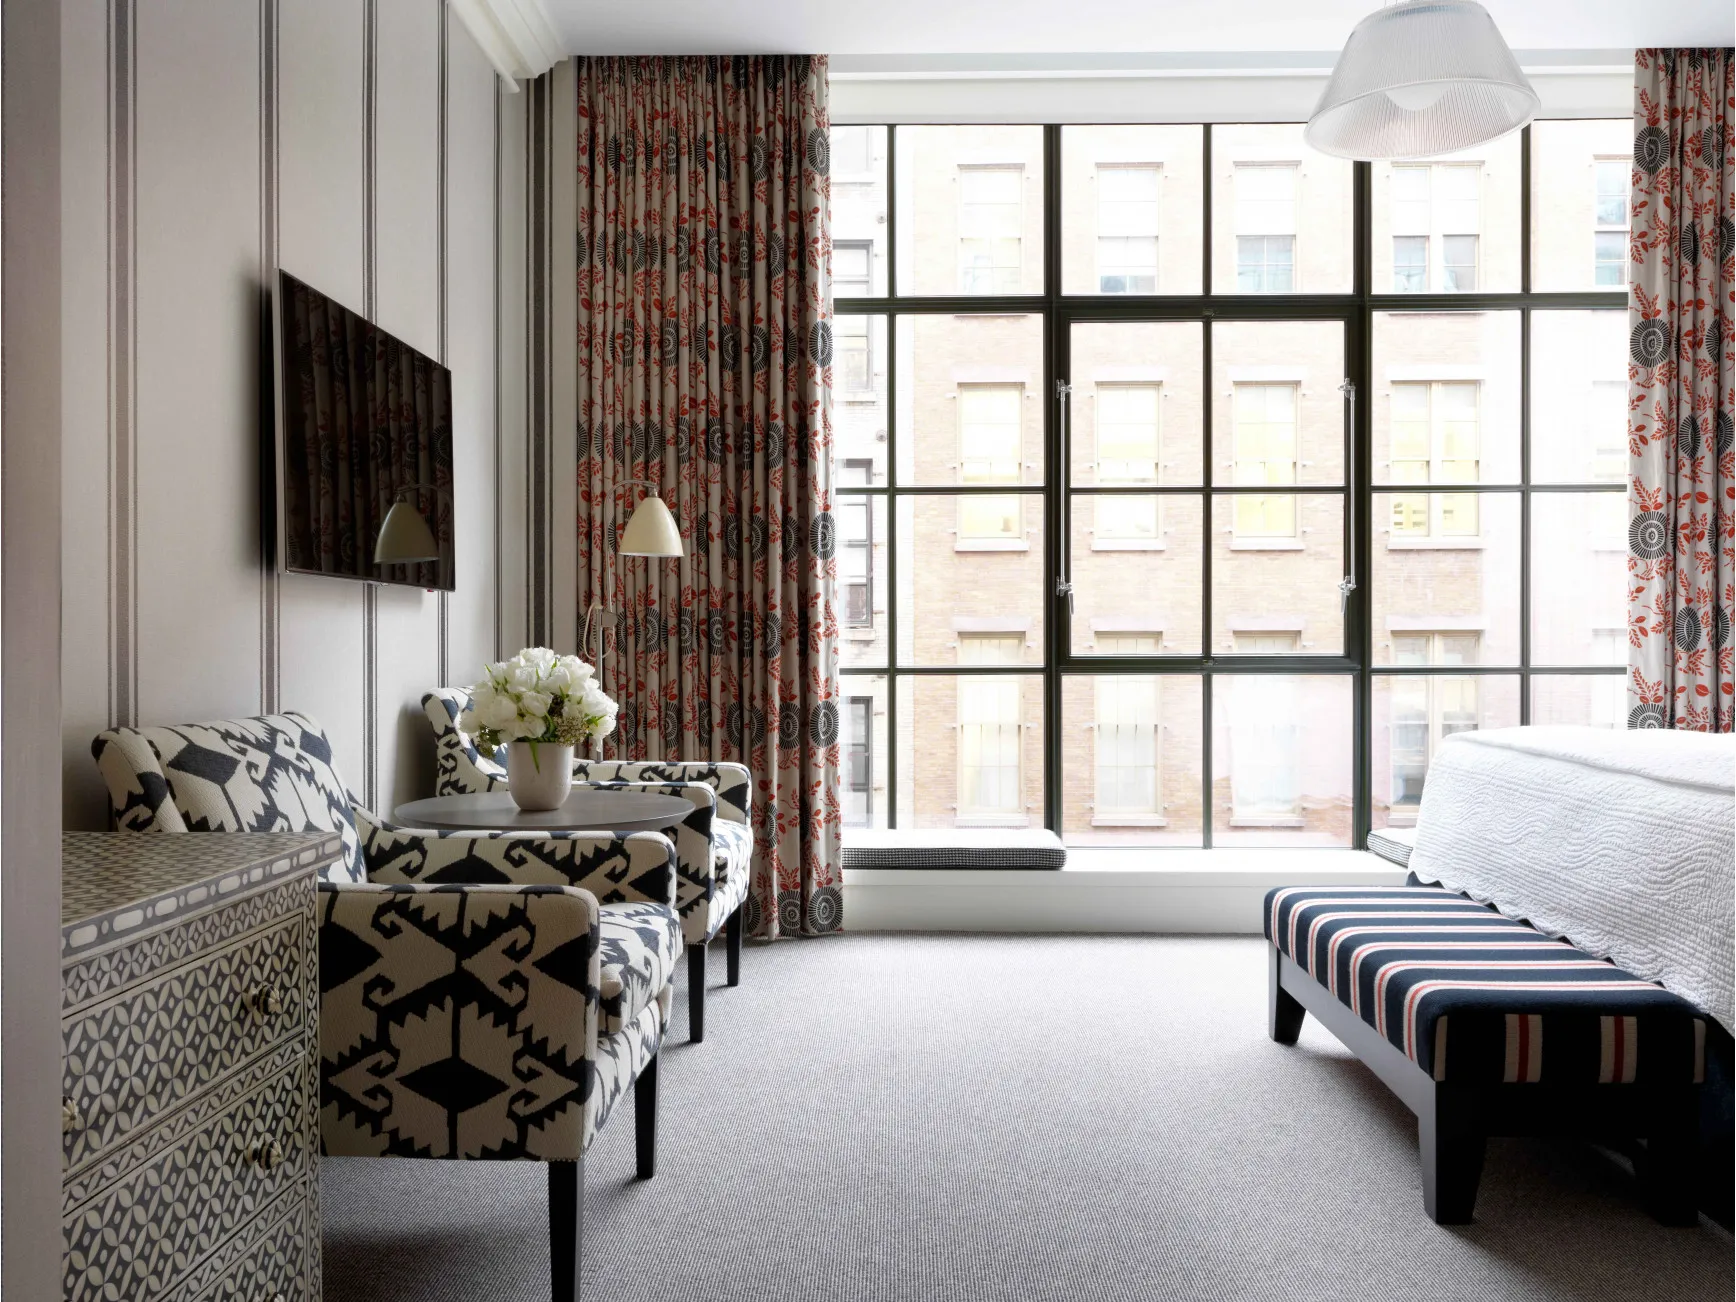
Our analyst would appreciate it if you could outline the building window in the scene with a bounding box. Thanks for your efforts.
[1589,379,1628,480]
[1096,165,1160,293]
[1391,163,1480,291]
[1389,633,1481,814]
[1094,635,1162,820]
[839,497,873,627]
[1228,632,1301,819]
[845,696,873,826]
[1234,164,1297,292]
[958,635,1024,823]
[1231,383,1298,537]
[1094,384,1161,541]
[959,166,1023,294]
[958,385,1024,543]
[832,126,872,178]
[1594,158,1628,287]
[1389,381,1480,538]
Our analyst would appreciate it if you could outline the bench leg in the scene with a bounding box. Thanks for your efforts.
[1419,1088,1485,1224]
[686,942,706,1043]
[1268,947,1305,1045]
[1640,1088,1700,1226]
[726,904,744,988]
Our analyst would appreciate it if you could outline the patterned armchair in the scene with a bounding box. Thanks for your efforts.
[90,712,679,1302]
[424,688,754,1042]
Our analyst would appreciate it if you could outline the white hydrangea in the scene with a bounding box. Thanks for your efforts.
[460,646,616,752]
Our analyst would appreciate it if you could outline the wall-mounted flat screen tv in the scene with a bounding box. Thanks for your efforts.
[272,269,455,591]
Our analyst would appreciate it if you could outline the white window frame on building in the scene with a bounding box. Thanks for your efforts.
[958,165,1024,294]
[1593,157,1628,288]
[1092,383,1162,546]
[1387,380,1482,541]
[830,125,874,179]
[1390,163,1481,292]
[1227,631,1304,825]
[957,383,1026,548]
[1095,164,1161,293]
[1092,634,1165,824]
[1234,163,1298,293]
[957,633,1027,825]
[844,694,875,827]
[1230,382,1299,538]
[838,495,874,629]
[1588,378,1628,482]
[1387,632,1482,821]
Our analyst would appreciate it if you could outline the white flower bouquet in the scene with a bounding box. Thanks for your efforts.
[461,647,618,762]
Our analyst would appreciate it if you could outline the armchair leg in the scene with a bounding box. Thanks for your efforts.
[548,1157,583,1302]
[726,904,744,987]
[635,1052,660,1180]
[687,942,706,1043]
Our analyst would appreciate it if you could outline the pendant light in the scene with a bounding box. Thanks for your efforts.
[1305,0,1539,161]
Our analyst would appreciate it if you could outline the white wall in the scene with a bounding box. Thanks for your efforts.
[61,0,532,828]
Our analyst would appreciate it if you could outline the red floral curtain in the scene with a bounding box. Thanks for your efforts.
[1628,48,1735,731]
[575,56,842,936]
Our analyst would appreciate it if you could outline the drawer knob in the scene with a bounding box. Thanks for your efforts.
[62,1098,80,1133]
[246,986,285,1018]
[248,1139,286,1172]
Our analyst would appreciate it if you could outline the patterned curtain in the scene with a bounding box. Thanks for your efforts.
[1627,48,1735,731]
[574,56,842,936]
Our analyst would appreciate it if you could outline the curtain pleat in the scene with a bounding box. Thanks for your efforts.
[575,56,842,936]
[1627,48,1735,732]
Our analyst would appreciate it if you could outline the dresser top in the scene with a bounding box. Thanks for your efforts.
[62,832,340,961]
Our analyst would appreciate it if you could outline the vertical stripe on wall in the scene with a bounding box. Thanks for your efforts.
[436,0,450,688]
[361,0,380,811]
[528,78,549,648]
[258,0,281,713]
[494,83,504,661]
[107,0,138,729]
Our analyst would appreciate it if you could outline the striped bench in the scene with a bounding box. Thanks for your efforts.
[1265,885,1707,1225]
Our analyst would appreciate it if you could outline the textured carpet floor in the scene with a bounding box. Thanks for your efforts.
[322,935,1733,1302]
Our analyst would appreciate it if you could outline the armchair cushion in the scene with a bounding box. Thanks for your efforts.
[714,818,753,880]
[572,759,752,827]
[598,901,681,1036]
[92,713,366,883]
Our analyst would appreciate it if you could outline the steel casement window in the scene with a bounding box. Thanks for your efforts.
[1388,381,1481,538]
[830,119,1628,843]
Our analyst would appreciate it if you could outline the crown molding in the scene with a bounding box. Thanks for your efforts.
[448,0,562,91]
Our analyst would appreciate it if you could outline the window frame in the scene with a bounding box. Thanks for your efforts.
[1232,162,1299,293]
[1385,379,1483,541]
[833,119,1627,844]
[1592,156,1628,287]
[1095,162,1163,294]
[1389,162,1484,293]
[958,163,1026,295]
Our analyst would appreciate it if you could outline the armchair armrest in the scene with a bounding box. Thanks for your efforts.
[317,879,598,1160]
[570,781,720,936]
[571,760,752,827]
[354,806,677,908]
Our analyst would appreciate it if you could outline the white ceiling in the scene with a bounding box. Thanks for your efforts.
[543,0,1734,56]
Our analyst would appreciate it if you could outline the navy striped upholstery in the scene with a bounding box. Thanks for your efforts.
[1265,886,1707,1086]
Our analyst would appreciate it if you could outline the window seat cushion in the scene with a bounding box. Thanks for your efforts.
[841,829,1066,871]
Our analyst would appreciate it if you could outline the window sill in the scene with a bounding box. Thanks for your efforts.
[1383,811,1421,828]
[955,539,1031,553]
[1091,815,1169,828]
[1386,536,1485,551]
[1091,539,1166,552]
[1228,814,1306,829]
[1229,538,1304,552]
[843,627,879,641]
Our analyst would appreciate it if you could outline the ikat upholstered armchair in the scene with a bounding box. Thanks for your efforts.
[424,688,754,1042]
[91,711,680,1302]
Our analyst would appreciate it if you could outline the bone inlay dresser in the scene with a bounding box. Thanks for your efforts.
[61,832,339,1302]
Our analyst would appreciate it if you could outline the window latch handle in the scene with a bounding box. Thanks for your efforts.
[1055,577,1075,614]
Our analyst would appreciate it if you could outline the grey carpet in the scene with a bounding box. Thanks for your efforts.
[322,935,1734,1302]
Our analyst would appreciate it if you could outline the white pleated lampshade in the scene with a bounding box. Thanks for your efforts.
[374,499,440,564]
[1305,1,1539,161]
[618,494,684,557]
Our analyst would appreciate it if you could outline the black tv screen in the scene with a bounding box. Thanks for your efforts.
[272,269,454,591]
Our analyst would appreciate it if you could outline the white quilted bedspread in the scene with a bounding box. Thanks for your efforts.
[1410,726,1736,1033]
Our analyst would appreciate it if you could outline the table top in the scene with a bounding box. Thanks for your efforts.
[393,789,694,835]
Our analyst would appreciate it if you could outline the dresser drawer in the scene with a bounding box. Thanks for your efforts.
[169,1191,312,1302]
[62,913,311,1173]
[63,1063,311,1302]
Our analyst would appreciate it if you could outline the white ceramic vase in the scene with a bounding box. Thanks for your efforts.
[506,741,574,811]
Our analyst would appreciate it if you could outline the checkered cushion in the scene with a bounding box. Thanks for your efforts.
[598,901,680,1036]
[841,829,1066,870]
[1265,886,1708,1085]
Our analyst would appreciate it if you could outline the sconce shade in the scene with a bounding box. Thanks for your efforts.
[618,493,684,557]
[374,499,440,564]
[1305,0,1538,160]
